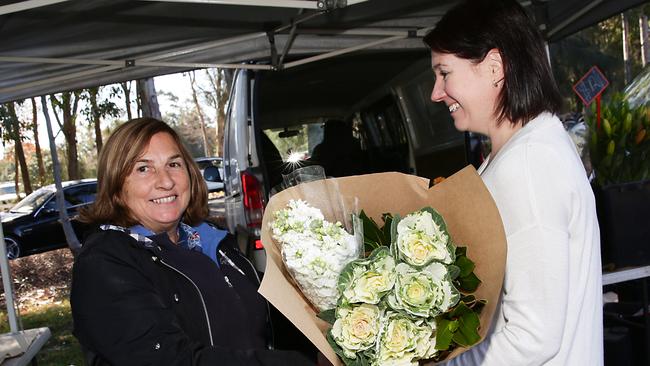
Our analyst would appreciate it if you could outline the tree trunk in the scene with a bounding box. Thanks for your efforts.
[622,13,632,85]
[7,103,33,195]
[88,87,103,154]
[31,97,46,185]
[13,149,19,199]
[41,96,81,255]
[640,15,649,67]
[121,81,133,120]
[206,68,233,157]
[137,77,162,119]
[189,71,211,156]
[51,92,81,180]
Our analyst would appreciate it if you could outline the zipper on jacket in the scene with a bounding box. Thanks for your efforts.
[156,257,215,346]
[228,248,276,350]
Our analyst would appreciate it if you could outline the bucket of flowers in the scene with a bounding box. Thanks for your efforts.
[586,94,650,268]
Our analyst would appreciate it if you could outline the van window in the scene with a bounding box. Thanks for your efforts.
[264,122,324,162]
[395,71,464,155]
[358,96,410,173]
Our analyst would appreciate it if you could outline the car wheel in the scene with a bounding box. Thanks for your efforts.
[4,237,20,260]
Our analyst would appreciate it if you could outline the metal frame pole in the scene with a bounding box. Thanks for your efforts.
[0,226,20,333]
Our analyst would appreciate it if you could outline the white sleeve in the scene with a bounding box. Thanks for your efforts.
[443,143,573,365]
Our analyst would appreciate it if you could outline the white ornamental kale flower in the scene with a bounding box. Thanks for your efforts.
[374,311,436,366]
[331,304,382,359]
[394,209,454,267]
[339,247,396,305]
[271,199,360,311]
[386,262,460,318]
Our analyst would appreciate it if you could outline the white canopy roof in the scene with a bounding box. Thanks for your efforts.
[0,0,646,103]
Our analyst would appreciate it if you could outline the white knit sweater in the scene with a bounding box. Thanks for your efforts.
[444,112,603,366]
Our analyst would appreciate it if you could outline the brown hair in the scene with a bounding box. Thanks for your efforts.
[80,117,208,227]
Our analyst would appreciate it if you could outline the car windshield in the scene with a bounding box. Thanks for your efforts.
[10,187,54,214]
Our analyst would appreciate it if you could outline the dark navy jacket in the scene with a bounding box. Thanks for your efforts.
[70,225,312,366]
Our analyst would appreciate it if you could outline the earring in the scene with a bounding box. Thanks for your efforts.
[493,80,498,87]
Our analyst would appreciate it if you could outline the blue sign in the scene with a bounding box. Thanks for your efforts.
[573,66,609,106]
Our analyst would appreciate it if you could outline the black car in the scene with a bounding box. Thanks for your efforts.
[2,179,97,259]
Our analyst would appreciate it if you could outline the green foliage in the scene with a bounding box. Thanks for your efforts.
[359,210,392,252]
[587,94,650,185]
[453,247,482,293]
[551,5,650,111]
[327,331,372,366]
[318,308,337,325]
[0,301,84,365]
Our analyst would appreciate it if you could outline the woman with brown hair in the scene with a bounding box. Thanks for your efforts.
[70,117,313,365]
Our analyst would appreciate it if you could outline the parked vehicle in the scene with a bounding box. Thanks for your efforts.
[1,179,97,259]
[222,50,475,270]
[0,182,25,205]
[194,156,225,198]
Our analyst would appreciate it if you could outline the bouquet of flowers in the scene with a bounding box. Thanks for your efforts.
[258,168,507,366]
[320,208,484,365]
[270,199,362,311]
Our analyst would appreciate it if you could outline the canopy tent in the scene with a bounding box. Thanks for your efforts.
[0,0,648,104]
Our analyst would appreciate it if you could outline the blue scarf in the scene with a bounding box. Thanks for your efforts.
[128,222,227,266]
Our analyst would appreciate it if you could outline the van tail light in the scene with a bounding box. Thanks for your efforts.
[254,239,264,250]
[241,172,264,228]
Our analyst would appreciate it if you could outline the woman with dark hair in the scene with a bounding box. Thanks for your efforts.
[70,118,313,365]
[424,0,602,365]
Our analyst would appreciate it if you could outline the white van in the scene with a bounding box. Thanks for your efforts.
[222,50,476,270]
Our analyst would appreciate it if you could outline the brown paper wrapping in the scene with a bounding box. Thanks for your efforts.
[259,166,507,365]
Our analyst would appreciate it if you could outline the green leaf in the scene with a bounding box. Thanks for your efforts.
[360,210,387,247]
[456,272,481,293]
[451,309,481,347]
[455,246,467,257]
[317,308,336,325]
[326,331,364,366]
[454,255,475,278]
[389,214,401,258]
[434,318,456,350]
[472,299,488,315]
[382,213,393,244]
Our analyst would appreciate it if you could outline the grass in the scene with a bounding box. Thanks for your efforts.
[1,249,83,365]
[0,299,84,365]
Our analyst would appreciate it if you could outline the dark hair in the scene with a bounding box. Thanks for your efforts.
[423,0,562,126]
[80,117,208,227]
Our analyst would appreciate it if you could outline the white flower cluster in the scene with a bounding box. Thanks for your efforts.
[271,199,360,311]
[330,208,464,366]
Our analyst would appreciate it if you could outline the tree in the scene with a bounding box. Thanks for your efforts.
[137,77,162,119]
[50,91,82,180]
[204,68,233,157]
[83,86,121,154]
[550,4,650,111]
[120,81,134,120]
[41,96,81,255]
[188,71,211,156]
[30,97,47,185]
[0,102,33,195]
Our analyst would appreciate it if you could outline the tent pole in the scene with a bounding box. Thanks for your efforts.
[547,0,604,38]
[0,226,19,333]
[283,34,407,69]
[0,0,70,16]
